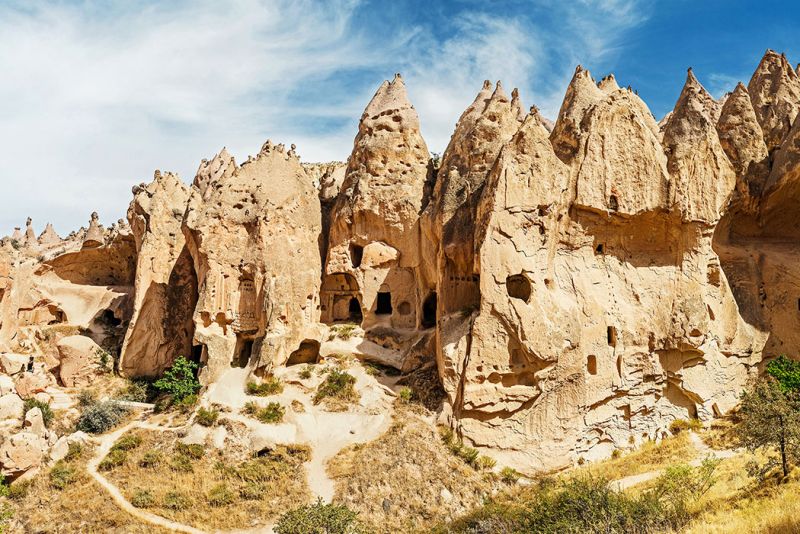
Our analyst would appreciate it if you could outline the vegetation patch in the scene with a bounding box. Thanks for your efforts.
[195,407,219,427]
[246,376,283,396]
[313,369,359,410]
[153,356,200,401]
[77,400,130,434]
[328,411,494,533]
[435,460,719,534]
[104,430,310,530]
[275,498,366,534]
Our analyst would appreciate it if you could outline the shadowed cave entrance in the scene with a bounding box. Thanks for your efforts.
[421,292,437,329]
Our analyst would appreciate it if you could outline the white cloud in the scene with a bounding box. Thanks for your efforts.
[0,0,651,236]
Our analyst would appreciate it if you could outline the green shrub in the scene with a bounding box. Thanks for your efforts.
[476,455,497,470]
[242,401,259,416]
[111,434,142,452]
[766,355,800,393]
[95,347,111,371]
[275,497,366,534]
[239,482,264,500]
[49,461,77,490]
[313,369,357,405]
[397,386,413,403]
[64,442,84,462]
[196,407,219,427]
[115,379,152,403]
[1,476,30,500]
[163,491,191,510]
[170,454,194,473]
[0,502,12,534]
[246,376,283,396]
[299,366,312,379]
[153,356,200,401]
[500,466,520,484]
[78,390,97,407]
[77,400,130,434]
[139,451,162,468]
[255,402,285,424]
[131,489,155,508]
[207,483,235,507]
[175,442,205,459]
[98,449,127,471]
[23,398,53,427]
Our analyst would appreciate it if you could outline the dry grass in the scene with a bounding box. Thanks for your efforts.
[4,443,170,533]
[681,451,800,534]
[574,433,696,482]
[327,407,494,533]
[701,417,740,451]
[102,429,310,531]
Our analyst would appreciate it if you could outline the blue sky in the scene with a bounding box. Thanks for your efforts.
[0,0,798,236]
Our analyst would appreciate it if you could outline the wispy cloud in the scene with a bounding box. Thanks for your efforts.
[0,0,651,235]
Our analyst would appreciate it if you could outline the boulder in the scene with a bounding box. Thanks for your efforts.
[0,431,48,476]
[49,431,90,462]
[14,372,50,399]
[56,335,102,387]
[0,353,28,375]
[0,374,14,395]
[0,393,24,421]
[23,407,46,437]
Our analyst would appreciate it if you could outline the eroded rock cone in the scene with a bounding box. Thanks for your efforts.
[82,212,104,249]
[747,49,800,151]
[37,223,61,246]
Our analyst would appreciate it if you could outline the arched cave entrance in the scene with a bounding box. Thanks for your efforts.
[233,336,254,368]
[349,243,364,268]
[286,339,321,366]
[421,292,437,329]
[376,290,392,315]
[348,297,363,322]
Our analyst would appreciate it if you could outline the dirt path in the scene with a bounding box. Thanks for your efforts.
[609,432,738,491]
[87,420,208,534]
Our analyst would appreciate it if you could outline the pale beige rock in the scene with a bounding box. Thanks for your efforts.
[0,393,24,421]
[38,223,61,246]
[83,212,105,248]
[747,49,800,150]
[0,374,14,395]
[119,171,197,377]
[23,406,46,436]
[183,144,322,383]
[324,74,432,334]
[56,335,101,387]
[13,373,50,399]
[0,431,48,476]
[0,353,28,374]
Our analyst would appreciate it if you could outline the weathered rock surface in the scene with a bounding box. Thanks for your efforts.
[119,171,197,377]
[56,335,102,387]
[183,144,322,383]
[3,49,800,477]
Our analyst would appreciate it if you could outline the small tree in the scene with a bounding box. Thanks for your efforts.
[154,356,201,401]
[766,355,800,393]
[737,376,800,478]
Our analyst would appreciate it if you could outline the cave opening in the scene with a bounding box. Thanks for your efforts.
[233,337,253,368]
[587,354,598,375]
[609,195,619,211]
[376,292,393,315]
[607,326,617,347]
[348,297,363,322]
[350,243,364,268]
[421,292,437,329]
[506,274,532,303]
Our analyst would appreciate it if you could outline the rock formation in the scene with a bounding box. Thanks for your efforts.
[118,171,197,377]
[183,143,322,383]
[3,49,800,479]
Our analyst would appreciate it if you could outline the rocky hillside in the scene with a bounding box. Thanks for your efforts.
[1,49,800,485]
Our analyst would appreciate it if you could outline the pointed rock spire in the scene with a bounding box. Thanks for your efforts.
[194,147,236,196]
[663,68,736,223]
[510,88,525,121]
[38,223,61,245]
[747,49,800,150]
[10,227,22,242]
[716,82,769,196]
[82,212,104,249]
[550,65,605,162]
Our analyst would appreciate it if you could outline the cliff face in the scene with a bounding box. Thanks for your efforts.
[2,49,799,476]
[182,144,322,384]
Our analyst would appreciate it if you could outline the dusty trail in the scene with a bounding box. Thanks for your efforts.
[609,432,738,491]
